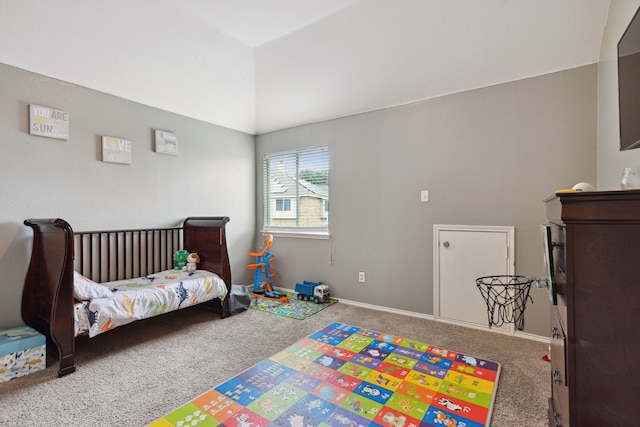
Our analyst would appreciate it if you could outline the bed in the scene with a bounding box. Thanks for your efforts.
[21,216,232,377]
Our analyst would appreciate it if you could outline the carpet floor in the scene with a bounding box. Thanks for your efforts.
[0,302,549,426]
[150,322,501,426]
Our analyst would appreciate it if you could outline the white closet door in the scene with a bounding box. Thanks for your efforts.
[434,225,515,333]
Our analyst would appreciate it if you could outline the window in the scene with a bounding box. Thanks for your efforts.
[263,146,329,236]
[275,199,291,212]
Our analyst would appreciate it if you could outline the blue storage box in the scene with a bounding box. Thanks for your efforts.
[0,326,46,382]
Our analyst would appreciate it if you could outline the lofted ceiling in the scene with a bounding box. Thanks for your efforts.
[170,0,361,48]
[0,0,611,134]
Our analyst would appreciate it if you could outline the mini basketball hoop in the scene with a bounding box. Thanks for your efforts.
[475,275,534,331]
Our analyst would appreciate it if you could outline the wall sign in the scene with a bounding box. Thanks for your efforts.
[102,136,132,164]
[29,104,69,140]
[155,129,178,155]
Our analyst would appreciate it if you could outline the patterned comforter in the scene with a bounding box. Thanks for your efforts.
[73,270,228,338]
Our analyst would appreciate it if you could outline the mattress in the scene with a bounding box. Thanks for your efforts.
[73,269,227,337]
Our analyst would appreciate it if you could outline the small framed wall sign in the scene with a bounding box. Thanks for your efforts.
[29,104,69,140]
[102,136,132,164]
[155,129,178,155]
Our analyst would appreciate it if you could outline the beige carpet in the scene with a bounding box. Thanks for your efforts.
[0,302,549,426]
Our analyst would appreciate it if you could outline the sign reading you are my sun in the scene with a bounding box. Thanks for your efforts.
[29,104,69,140]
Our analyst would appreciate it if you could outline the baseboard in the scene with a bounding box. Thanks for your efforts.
[275,288,548,343]
[337,297,436,321]
[514,330,549,343]
[335,296,548,343]
[431,317,549,343]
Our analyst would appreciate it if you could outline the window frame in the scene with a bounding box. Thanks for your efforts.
[275,198,291,212]
[262,146,330,239]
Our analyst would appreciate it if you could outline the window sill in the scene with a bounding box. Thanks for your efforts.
[261,230,331,240]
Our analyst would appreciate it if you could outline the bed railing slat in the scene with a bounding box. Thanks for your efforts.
[74,227,183,282]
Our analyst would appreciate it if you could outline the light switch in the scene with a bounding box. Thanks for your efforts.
[421,190,429,202]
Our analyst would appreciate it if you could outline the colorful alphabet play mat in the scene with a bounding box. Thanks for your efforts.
[149,322,501,427]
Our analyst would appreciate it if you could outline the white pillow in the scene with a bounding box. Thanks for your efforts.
[73,271,114,300]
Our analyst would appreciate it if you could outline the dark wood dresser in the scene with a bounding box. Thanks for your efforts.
[543,190,640,426]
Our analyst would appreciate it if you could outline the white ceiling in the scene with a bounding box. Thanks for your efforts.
[173,0,361,47]
[0,0,611,134]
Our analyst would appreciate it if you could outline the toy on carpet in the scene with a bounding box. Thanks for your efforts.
[247,234,289,302]
[295,280,330,304]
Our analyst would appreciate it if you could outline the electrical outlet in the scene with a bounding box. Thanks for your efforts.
[358,271,365,282]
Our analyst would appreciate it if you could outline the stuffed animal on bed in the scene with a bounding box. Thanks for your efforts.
[184,253,199,272]
[173,250,189,271]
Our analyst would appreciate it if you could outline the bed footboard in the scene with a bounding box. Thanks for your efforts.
[23,218,76,377]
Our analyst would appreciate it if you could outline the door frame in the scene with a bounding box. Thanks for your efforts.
[433,224,516,334]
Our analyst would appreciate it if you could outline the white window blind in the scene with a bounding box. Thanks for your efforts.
[263,146,329,236]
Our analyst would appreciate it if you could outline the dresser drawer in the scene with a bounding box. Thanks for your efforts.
[550,310,566,381]
[548,397,565,427]
[549,308,569,426]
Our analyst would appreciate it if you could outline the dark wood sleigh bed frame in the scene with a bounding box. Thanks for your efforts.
[22,216,232,377]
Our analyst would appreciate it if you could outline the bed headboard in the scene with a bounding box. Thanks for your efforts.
[183,216,231,288]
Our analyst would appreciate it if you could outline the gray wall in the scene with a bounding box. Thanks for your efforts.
[0,62,598,338]
[598,0,640,189]
[256,65,597,337]
[0,63,256,330]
